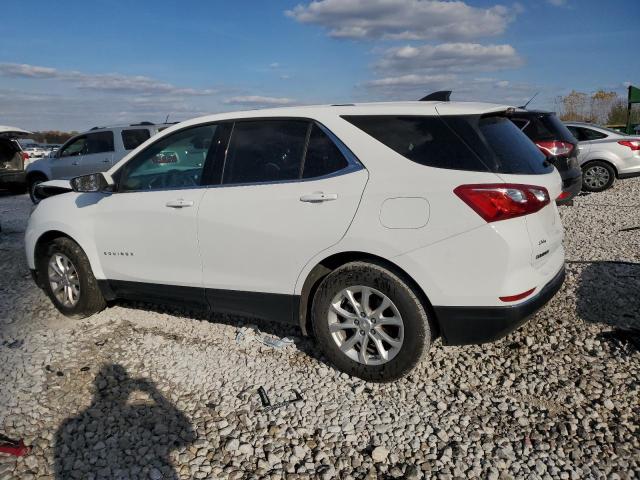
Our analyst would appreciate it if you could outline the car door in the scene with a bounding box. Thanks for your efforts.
[79,131,115,175]
[51,136,87,179]
[197,119,368,322]
[92,123,226,308]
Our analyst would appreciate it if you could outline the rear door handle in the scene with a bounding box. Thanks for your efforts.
[165,199,194,208]
[300,192,338,203]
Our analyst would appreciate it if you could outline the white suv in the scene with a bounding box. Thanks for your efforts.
[25,122,173,203]
[25,102,565,381]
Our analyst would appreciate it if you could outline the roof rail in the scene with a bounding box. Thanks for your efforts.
[419,91,451,102]
[130,121,155,126]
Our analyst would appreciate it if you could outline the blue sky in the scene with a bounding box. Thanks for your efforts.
[1,0,638,131]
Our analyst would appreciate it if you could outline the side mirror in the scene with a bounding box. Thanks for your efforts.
[70,172,113,193]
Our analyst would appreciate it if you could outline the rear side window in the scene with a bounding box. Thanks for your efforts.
[223,120,309,184]
[521,114,576,143]
[579,127,607,141]
[344,115,551,175]
[122,129,151,150]
[343,115,487,172]
[302,125,349,178]
[85,131,114,154]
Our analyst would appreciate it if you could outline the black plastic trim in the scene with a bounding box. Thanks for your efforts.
[434,266,565,346]
[618,171,640,179]
[96,279,299,325]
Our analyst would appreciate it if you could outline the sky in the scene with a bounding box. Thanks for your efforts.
[1,0,638,131]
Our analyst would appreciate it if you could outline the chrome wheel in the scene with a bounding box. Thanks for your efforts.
[328,286,404,366]
[584,165,610,189]
[48,253,81,307]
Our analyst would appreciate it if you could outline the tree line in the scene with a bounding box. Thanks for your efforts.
[29,130,78,144]
[555,89,639,125]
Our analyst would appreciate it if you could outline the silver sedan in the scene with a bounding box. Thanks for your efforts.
[565,122,640,192]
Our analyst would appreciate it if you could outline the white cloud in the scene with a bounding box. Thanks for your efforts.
[0,62,216,96]
[269,62,281,68]
[375,43,523,73]
[222,95,296,107]
[286,0,516,41]
[547,0,567,6]
[365,73,456,88]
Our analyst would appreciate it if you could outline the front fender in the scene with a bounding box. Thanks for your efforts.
[25,193,106,279]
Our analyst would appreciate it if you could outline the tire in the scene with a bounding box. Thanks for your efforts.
[38,237,106,319]
[28,175,47,204]
[582,161,615,192]
[311,261,432,382]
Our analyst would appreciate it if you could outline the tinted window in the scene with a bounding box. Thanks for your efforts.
[119,125,218,192]
[122,129,151,150]
[520,114,576,143]
[343,115,488,172]
[223,120,309,184]
[580,127,608,141]
[59,137,87,157]
[302,125,349,178]
[511,119,528,130]
[344,115,551,175]
[85,131,114,154]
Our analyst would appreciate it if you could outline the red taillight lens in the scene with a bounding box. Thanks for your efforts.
[22,152,30,160]
[454,183,550,223]
[499,288,535,302]
[535,140,574,157]
[618,140,640,151]
[556,191,570,200]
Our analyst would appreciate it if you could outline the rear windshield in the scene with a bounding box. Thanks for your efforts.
[519,113,576,143]
[343,114,551,175]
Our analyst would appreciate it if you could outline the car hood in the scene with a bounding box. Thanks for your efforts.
[0,125,32,138]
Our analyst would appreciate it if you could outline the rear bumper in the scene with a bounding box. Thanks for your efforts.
[433,266,565,346]
[0,170,26,187]
[556,169,582,205]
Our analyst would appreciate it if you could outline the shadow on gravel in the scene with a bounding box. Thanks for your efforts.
[112,299,331,367]
[575,261,640,352]
[54,364,196,479]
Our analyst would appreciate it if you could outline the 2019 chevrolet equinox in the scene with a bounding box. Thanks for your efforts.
[26,101,565,381]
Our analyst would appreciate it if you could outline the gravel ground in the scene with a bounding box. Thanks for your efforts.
[0,180,639,480]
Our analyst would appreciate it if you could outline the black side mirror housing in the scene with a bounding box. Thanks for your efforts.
[70,173,112,193]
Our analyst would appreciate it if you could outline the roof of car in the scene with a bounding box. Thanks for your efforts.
[181,101,513,126]
[77,122,175,135]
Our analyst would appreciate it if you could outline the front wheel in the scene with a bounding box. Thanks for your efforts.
[312,262,433,382]
[38,237,106,319]
[582,161,615,192]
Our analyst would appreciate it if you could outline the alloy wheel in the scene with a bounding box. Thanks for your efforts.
[48,253,81,307]
[328,286,404,366]
[584,166,610,189]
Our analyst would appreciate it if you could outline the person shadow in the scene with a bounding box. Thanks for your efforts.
[54,364,196,479]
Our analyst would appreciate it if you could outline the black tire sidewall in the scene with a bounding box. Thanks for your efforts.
[38,237,104,318]
[312,262,430,382]
[29,178,45,204]
[582,161,615,192]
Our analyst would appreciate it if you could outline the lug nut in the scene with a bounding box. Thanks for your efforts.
[371,318,376,324]
[359,330,365,336]
[354,319,359,325]
[360,312,366,317]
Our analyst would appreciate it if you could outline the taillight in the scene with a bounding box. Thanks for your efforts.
[556,191,571,201]
[535,140,574,157]
[618,140,640,151]
[499,288,535,302]
[22,152,30,160]
[454,183,550,223]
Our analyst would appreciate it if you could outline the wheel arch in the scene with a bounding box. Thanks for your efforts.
[26,169,49,183]
[33,230,89,287]
[297,251,439,338]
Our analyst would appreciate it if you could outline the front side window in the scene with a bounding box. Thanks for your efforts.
[122,129,151,150]
[119,124,218,192]
[59,137,87,157]
[302,125,349,179]
[223,120,309,184]
[85,131,114,154]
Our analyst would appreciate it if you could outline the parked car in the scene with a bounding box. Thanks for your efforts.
[0,125,31,194]
[26,102,565,381]
[565,122,640,192]
[508,110,582,204]
[26,122,173,203]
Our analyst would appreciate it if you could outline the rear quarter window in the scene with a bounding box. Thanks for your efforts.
[344,114,551,175]
[122,129,152,150]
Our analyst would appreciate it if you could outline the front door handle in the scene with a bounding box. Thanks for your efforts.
[165,199,194,208]
[102,159,111,163]
[300,192,338,203]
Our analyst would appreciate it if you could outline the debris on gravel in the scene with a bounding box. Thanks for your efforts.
[0,180,639,479]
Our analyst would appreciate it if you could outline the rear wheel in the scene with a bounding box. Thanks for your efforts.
[38,237,106,319]
[312,261,432,382]
[582,161,615,192]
